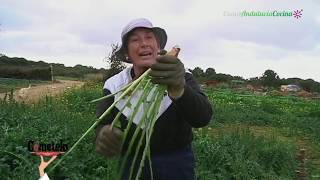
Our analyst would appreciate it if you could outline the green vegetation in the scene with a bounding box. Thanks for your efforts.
[206,88,320,177]
[194,129,297,179]
[0,78,49,93]
[208,89,320,143]
[0,84,319,179]
[0,84,117,179]
[190,67,320,93]
[0,55,106,81]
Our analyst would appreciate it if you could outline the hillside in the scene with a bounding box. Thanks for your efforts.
[0,55,106,80]
[189,68,320,93]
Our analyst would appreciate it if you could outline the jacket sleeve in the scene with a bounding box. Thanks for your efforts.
[171,72,213,128]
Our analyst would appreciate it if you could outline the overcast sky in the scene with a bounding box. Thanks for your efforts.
[1,0,319,81]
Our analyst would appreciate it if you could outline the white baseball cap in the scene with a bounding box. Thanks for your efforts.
[114,18,167,63]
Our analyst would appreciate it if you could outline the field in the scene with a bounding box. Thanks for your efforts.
[0,82,319,179]
[0,78,50,93]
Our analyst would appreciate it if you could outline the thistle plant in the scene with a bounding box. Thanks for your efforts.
[49,46,180,179]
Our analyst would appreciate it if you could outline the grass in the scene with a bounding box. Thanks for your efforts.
[194,128,297,179]
[207,89,320,142]
[0,83,119,179]
[206,88,320,176]
[54,76,81,81]
[0,84,319,179]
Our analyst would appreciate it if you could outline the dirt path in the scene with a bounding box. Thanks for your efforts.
[0,80,85,104]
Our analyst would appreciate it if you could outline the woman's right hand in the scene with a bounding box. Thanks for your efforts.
[95,125,123,158]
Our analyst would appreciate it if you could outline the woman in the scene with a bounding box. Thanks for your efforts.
[95,18,213,180]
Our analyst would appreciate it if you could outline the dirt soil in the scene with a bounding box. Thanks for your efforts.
[0,80,84,104]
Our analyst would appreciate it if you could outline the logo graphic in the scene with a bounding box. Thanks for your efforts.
[293,9,303,19]
[28,140,68,179]
[223,9,303,20]
[28,140,68,156]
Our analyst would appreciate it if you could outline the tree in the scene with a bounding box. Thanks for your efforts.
[248,77,261,86]
[299,79,320,92]
[213,73,233,82]
[190,67,204,78]
[205,68,216,78]
[260,69,280,87]
[105,44,126,79]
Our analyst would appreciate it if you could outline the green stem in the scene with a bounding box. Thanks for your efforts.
[148,146,153,180]
[49,70,152,172]
[128,87,161,179]
[110,79,147,129]
[99,69,151,121]
[117,85,159,179]
[135,86,165,179]
[90,81,134,103]
[49,68,156,176]
[128,123,147,180]
[121,80,152,148]
[49,120,100,172]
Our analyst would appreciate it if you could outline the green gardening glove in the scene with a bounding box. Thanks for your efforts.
[95,125,123,158]
[150,53,186,99]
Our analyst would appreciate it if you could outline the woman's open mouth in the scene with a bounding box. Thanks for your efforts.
[139,51,153,59]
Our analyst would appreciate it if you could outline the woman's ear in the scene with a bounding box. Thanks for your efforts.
[125,53,129,61]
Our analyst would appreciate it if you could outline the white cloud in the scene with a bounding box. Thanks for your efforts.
[183,39,320,81]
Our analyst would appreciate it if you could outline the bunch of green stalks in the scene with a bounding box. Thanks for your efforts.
[49,47,180,180]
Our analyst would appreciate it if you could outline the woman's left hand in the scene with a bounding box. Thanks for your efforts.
[150,55,185,99]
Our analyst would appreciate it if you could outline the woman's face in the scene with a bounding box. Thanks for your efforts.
[126,28,160,69]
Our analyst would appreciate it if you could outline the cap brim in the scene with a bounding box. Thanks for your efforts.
[153,27,167,50]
